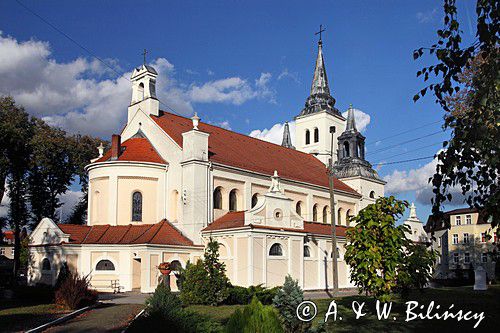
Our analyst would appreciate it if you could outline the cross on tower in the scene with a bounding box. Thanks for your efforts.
[142,49,148,65]
[315,24,326,43]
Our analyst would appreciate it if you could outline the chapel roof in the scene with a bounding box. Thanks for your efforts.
[151,111,359,196]
[57,220,198,246]
[95,137,167,164]
[202,211,348,237]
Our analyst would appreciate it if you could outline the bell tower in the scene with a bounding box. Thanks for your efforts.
[127,57,160,122]
[294,31,346,165]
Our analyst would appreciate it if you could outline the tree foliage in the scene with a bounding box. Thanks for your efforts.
[397,243,437,297]
[344,197,409,301]
[414,0,499,227]
[272,275,310,333]
[225,297,283,333]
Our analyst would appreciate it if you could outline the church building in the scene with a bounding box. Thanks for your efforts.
[29,38,385,293]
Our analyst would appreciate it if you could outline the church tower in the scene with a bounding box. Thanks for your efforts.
[127,62,160,122]
[332,105,385,208]
[294,36,346,165]
[281,122,295,149]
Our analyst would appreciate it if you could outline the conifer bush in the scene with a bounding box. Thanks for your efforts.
[273,275,310,333]
[225,297,283,333]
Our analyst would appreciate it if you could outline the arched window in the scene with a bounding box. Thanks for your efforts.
[313,204,318,222]
[96,259,115,271]
[343,141,350,158]
[330,248,341,259]
[305,130,311,145]
[322,206,329,224]
[369,191,375,199]
[337,208,343,225]
[213,187,223,209]
[229,189,238,211]
[251,193,259,208]
[170,260,182,272]
[138,82,145,100]
[346,209,352,226]
[41,258,51,271]
[357,142,363,158]
[132,191,142,221]
[304,245,311,258]
[269,243,283,256]
[314,128,319,143]
[296,201,303,217]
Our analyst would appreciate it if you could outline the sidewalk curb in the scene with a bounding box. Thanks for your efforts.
[25,302,100,333]
[120,308,146,333]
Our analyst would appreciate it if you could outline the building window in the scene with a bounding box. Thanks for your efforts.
[229,189,238,211]
[456,216,461,225]
[213,187,223,209]
[464,252,470,264]
[322,206,329,224]
[269,243,283,256]
[11,248,14,256]
[305,130,310,145]
[296,201,303,217]
[0,248,4,256]
[466,214,472,224]
[453,253,459,264]
[313,204,318,222]
[96,259,115,271]
[343,141,350,158]
[482,253,488,263]
[369,191,375,199]
[481,232,486,243]
[452,234,458,244]
[170,260,182,272]
[251,193,259,208]
[304,245,311,258]
[132,191,143,222]
[313,128,319,143]
[41,258,51,271]
[346,209,352,226]
[438,237,442,247]
[463,233,470,244]
[337,208,343,225]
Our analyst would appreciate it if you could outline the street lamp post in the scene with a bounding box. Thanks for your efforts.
[314,126,339,295]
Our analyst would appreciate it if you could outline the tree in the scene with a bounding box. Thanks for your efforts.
[225,297,284,333]
[28,118,76,225]
[413,0,499,228]
[397,243,437,297]
[344,197,409,301]
[273,275,310,333]
[66,135,109,224]
[0,96,33,280]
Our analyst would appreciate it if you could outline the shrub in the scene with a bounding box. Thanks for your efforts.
[225,286,252,305]
[252,285,279,305]
[180,238,230,305]
[225,297,283,333]
[132,284,222,333]
[273,275,310,333]
[55,271,97,310]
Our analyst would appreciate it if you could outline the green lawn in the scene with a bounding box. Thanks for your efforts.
[0,303,69,332]
[186,286,499,332]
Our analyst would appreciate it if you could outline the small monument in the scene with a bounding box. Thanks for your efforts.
[473,266,487,290]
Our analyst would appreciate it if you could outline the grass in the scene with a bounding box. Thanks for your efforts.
[186,304,245,324]
[310,285,499,332]
[0,303,69,332]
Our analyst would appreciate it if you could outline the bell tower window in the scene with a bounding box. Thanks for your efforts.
[138,82,145,100]
[343,141,350,158]
[314,128,319,143]
[305,130,311,145]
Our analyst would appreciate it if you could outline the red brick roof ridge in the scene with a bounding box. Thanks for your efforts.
[117,224,133,243]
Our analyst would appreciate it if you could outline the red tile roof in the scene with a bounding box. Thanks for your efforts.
[2,230,14,241]
[202,211,347,237]
[58,220,198,246]
[96,137,166,164]
[151,111,358,195]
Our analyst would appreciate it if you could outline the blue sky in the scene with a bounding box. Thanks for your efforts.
[0,0,477,222]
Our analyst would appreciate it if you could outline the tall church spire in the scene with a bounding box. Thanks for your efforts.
[296,29,340,118]
[281,122,295,149]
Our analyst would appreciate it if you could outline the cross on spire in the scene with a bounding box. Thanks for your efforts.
[315,24,326,43]
[142,49,148,65]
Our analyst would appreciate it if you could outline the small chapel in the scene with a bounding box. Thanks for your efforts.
[29,37,385,293]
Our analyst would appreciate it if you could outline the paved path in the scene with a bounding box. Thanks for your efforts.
[44,303,143,333]
[99,291,150,304]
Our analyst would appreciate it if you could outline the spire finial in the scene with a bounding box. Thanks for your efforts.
[346,104,357,132]
[281,122,295,149]
[191,112,200,130]
[142,49,148,65]
[315,24,326,44]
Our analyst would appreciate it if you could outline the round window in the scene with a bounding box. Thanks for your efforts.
[274,209,283,221]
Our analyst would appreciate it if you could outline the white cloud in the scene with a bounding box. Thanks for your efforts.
[278,68,300,84]
[0,33,274,137]
[383,153,466,206]
[56,190,83,221]
[341,108,371,132]
[249,121,295,146]
[416,8,438,23]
